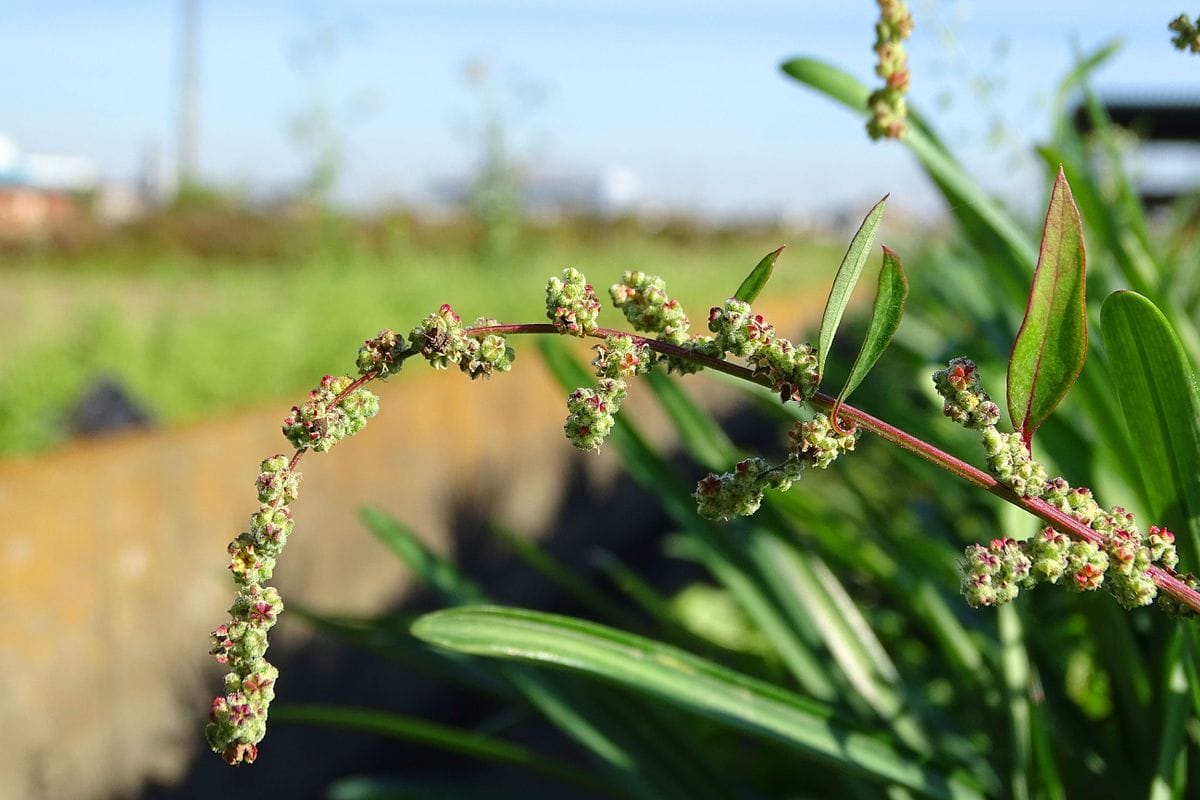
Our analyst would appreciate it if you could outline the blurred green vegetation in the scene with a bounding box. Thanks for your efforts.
[3,208,841,457]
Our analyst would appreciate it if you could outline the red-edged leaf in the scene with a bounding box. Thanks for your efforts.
[1006,167,1088,450]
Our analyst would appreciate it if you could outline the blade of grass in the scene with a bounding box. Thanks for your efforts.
[644,369,738,470]
[1148,633,1189,800]
[359,506,486,604]
[413,606,985,800]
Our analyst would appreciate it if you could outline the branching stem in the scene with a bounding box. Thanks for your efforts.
[462,321,1200,614]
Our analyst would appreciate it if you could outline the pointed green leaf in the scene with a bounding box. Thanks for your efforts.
[1101,290,1200,566]
[834,246,909,408]
[817,195,888,382]
[413,606,984,800]
[1006,168,1088,449]
[734,246,784,304]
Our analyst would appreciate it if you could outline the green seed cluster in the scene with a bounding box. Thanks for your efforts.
[547,268,602,336]
[1170,13,1200,53]
[282,374,379,453]
[356,328,408,379]
[206,455,297,764]
[867,0,914,140]
[936,358,1190,612]
[694,413,856,521]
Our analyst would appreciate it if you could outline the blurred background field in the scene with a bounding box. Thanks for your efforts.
[0,209,841,456]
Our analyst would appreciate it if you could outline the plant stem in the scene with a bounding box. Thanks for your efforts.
[465,321,1200,614]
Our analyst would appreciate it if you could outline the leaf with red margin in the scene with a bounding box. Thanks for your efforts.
[1006,167,1088,450]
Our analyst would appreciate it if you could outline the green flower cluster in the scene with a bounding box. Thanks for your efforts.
[789,412,858,469]
[1170,13,1200,53]
[867,0,914,140]
[963,531,1107,608]
[707,298,819,403]
[935,358,1189,612]
[695,457,803,521]
[564,378,628,451]
[932,357,1001,429]
[206,455,297,764]
[694,413,857,521]
[980,427,1047,498]
[609,270,691,345]
[593,334,652,380]
[409,305,515,379]
[282,374,379,453]
[547,268,602,336]
[356,328,408,379]
[563,335,651,451]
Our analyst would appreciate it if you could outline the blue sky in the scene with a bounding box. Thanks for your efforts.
[1,1,1196,219]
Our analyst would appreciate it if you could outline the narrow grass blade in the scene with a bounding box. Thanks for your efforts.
[833,246,909,416]
[272,704,606,795]
[645,369,738,469]
[1100,290,1200,565]
[359,506,485,604]
[1006,168,1088,450]
[1148,634,1189,800]
[414,606,985,799]
[734,246,784,304]
[817,195,888,382]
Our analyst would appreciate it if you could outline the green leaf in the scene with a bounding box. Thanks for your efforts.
[833,246,909,410]
[413,606,985,800]
[1101,290,1200,566]
[734,246,784,304]
[1006,167,1088,449]
[817,195,888,382]
[359,507,486,605]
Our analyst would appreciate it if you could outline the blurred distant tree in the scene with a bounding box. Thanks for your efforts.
[459,57,545,262]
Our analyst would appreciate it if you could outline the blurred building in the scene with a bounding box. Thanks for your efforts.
[0,133,151,240]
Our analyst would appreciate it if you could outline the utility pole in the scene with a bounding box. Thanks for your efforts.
[176,0,201,189]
